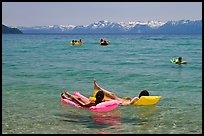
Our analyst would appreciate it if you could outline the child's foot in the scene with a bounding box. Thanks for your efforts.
[94,80,100,90]
[61,92,67,99]
[64,90,72,97]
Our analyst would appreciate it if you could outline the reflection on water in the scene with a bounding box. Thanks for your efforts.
[59,104,161,134]
[91,110,122,134]
[136,105,160,117]
[119,105,160,125]
[60,106,123,134]
[91,110,121,125]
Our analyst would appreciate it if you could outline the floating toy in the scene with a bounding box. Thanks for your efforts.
[99,40,110,46]
[70,41,84,45]
[133,96,162,105]
[90,89,162,105]
[61,91,121,112]
[170,58,187,64]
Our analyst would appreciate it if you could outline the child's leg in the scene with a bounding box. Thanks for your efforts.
[64,91,87,106]
[94,80,121,100]
[129,97,139,104]
[61,92,69,99]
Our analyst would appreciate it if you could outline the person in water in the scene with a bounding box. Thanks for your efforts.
[93,79,149,105]
[176,57,182,63]
[173,56,187,64]
[79,39,83,43]
[103,40,107,43]
[61,90,105,107]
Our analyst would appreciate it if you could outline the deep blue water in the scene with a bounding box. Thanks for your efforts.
[2,34,202,134]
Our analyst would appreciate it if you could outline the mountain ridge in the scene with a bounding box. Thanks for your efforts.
[15,20,202,34]
[2,25,23,34]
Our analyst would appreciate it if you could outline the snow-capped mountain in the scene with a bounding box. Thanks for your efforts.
[71,20,126,33]
[152,20,202,34]
[88,20,111,29]
[16,20,202,34]
[120,21,165,29]
[18,24,75,33]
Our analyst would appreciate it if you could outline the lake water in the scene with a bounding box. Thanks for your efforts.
[2,34,202,134]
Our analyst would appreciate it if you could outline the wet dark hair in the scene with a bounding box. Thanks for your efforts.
[95,91,104,104]
[138,90,149,98]
[178,57,182,60]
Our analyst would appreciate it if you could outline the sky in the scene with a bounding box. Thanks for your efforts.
[2,2,202,27]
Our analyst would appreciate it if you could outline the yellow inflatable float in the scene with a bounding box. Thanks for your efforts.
[89,88,161,106]
[70,41,84,45]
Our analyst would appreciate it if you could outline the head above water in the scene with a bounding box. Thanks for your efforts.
[95,90,104,103]
[178,57,182,61]
[138,90,150,98]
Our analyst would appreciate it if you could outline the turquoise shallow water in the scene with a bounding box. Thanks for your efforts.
[2,34,202,134]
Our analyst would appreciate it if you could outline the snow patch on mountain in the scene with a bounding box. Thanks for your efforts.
[88,20,112,29]
[16,19,202,34]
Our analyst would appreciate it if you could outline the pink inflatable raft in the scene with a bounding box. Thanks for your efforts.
[61,91,122,112]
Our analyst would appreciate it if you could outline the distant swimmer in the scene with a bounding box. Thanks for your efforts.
[171,56,187,64]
